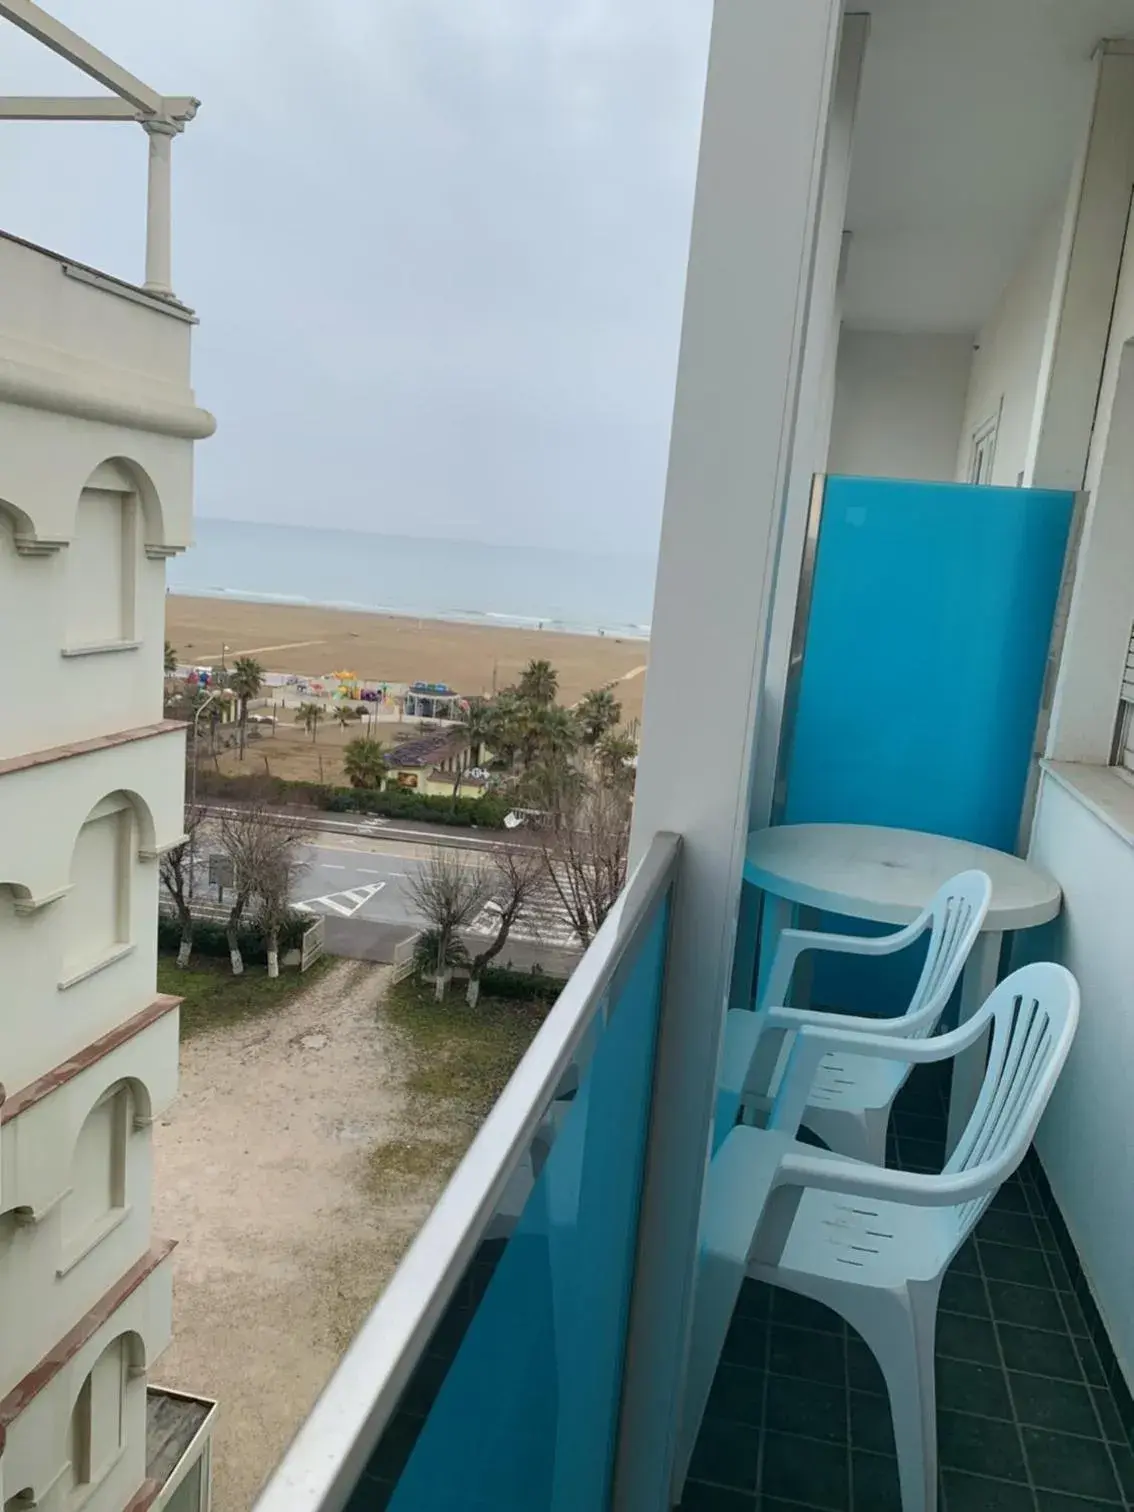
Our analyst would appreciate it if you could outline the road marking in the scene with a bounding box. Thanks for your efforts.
[356,868,385,875]
[227,638,327,656]
[321,864,346,870]
[294,882,386,918]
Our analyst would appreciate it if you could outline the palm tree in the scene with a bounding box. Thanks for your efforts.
[333,703,359,732]
[483,690,525,770]
[164,640,178,676]
[295,701,325,742]
[342,736,388,789]
[230,656,265,760]
[450,698,495,801]
[519,703,579,770]
[576,687,621,746]
[595,729,638,788]
[517,658,558,707]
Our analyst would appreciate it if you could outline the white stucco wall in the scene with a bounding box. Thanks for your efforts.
[826,329,974,481]
[1028,767,1134,1389]
[956,205,1064,487]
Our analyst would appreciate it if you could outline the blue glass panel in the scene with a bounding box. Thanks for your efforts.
[353,901,669,1511]
[784,476,1074,851]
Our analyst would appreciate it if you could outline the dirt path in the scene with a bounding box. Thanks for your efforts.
[152,959,445,1512]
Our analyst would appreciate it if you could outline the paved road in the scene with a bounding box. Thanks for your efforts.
[293,840,426,926]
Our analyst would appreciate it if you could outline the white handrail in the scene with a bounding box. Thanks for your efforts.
[252,830,682,1512]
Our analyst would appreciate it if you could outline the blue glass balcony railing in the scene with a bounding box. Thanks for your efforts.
[252,832,681,1512]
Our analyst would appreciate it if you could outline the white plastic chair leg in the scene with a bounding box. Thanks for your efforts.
[803,1104,889,1165]
[838,1278,941,1512]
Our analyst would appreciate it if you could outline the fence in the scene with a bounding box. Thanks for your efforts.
[301,917,326,972]
[391,932,421,984]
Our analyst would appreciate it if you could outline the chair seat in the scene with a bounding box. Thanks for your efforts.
[765,1184,952,1289]
[720,1008,906,1122]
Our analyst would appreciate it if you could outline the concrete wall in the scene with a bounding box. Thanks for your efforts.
[1029,767,1134,1389]
[956,206,1064,487]
[827,330,973,481]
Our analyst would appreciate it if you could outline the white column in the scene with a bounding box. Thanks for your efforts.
[748,16,868,836]
[1026,46,1134,491]
[615,4,842,1506]
[143,119,177,298]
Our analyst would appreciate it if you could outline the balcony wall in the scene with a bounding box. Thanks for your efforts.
[1027,763,1134,1390]
[0,1006,178,1389]
[0,727,184,1091]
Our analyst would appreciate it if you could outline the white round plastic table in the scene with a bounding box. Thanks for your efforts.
[744,823,1062,1152]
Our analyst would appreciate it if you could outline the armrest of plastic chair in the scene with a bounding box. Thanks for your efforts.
[766,1008,995,1137]
[759,918,927,1010]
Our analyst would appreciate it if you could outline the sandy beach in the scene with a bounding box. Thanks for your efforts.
[167,595,650,722]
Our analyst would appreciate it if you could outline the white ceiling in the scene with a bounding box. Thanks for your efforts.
[842,0,1134,332]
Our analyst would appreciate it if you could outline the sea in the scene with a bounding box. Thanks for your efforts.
[167,518,657,640]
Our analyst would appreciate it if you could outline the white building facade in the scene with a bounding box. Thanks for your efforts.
[0,8,215,1511]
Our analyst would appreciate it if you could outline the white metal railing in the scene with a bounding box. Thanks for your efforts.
[251,830,681,1512]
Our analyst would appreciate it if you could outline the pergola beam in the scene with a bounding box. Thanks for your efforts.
[0,94,197,121]
[0,0,165,115]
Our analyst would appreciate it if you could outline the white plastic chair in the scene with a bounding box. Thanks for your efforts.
[682,962,1079,1512]
[715,869,992,1160]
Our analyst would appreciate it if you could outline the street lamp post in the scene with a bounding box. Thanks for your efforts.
[189,687,222,899]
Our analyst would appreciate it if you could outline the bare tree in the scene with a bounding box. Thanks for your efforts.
[405,850,494,1000]
[159,805,205,968]
[466,844,544,1006]
[255,846,307,978]
[218,806,305,975]
[541,781,631,948]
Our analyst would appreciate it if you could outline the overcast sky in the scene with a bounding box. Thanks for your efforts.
[0,0,710,555]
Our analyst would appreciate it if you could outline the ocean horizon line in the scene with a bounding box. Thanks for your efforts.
[168,584,652,642]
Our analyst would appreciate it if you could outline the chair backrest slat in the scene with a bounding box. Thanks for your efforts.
[902,871,992,1038]
[942,964,1078,1248]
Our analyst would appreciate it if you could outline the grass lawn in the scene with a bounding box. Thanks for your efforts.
[157,952,329,1040]
[366,977,552,1189]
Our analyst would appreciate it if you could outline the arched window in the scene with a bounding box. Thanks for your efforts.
[63,469,138,652]
[71,1337,127,1491]
[60,1084,130,1260]
[61,796,133,986]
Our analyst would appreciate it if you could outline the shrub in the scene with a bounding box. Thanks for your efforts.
[158,911,308,964]
[479,967,566,1005]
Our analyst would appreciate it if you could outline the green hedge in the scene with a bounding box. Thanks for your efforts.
[479,966,566,1005]
[158,913,307,964]
[323,787,511,828]
[190,769,510,829]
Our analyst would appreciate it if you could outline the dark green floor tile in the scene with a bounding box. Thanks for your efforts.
[898,1136,945,1173]
[952,1239,981,1275]
[938,1409,1028,1480]
[688,1415,761,1493]
[979,1240,1055,1288]
[1008,1372,1103,1438]
[738,1280,774,1320]
[849,1450,902,1512]
[400,1351,451,1419]
[344,1477,393,1512]
[849,1389,896,1456]
[1058,1290,1090,1339]
[723,1315,768,1370]
[1108,1441,1134,1500]
[940,1268,991,1319]
[979,1209,1044,1250]
[986,1279,1069,1334]
[940,1470,1037,1511]
[846,1337,885,1396]
[765,1375,847,1445]
[990,1182,1033,1215]
[769,1324,846,1386]
[999,1324,1084,1382]
[759,1431,849,1510]
[1089,1388,1127,1444]
[1021,1426,1123,1501]
[936,1357,1013,1419]
[679,1480,755,1510]
[708,1363,767,1429]
[1035,1492,1128,1510]
[1073,1336,1107,1389]
[936,1310,1001,1366]
[771,1289,844,1336]
[1044,1247,1075,1294]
